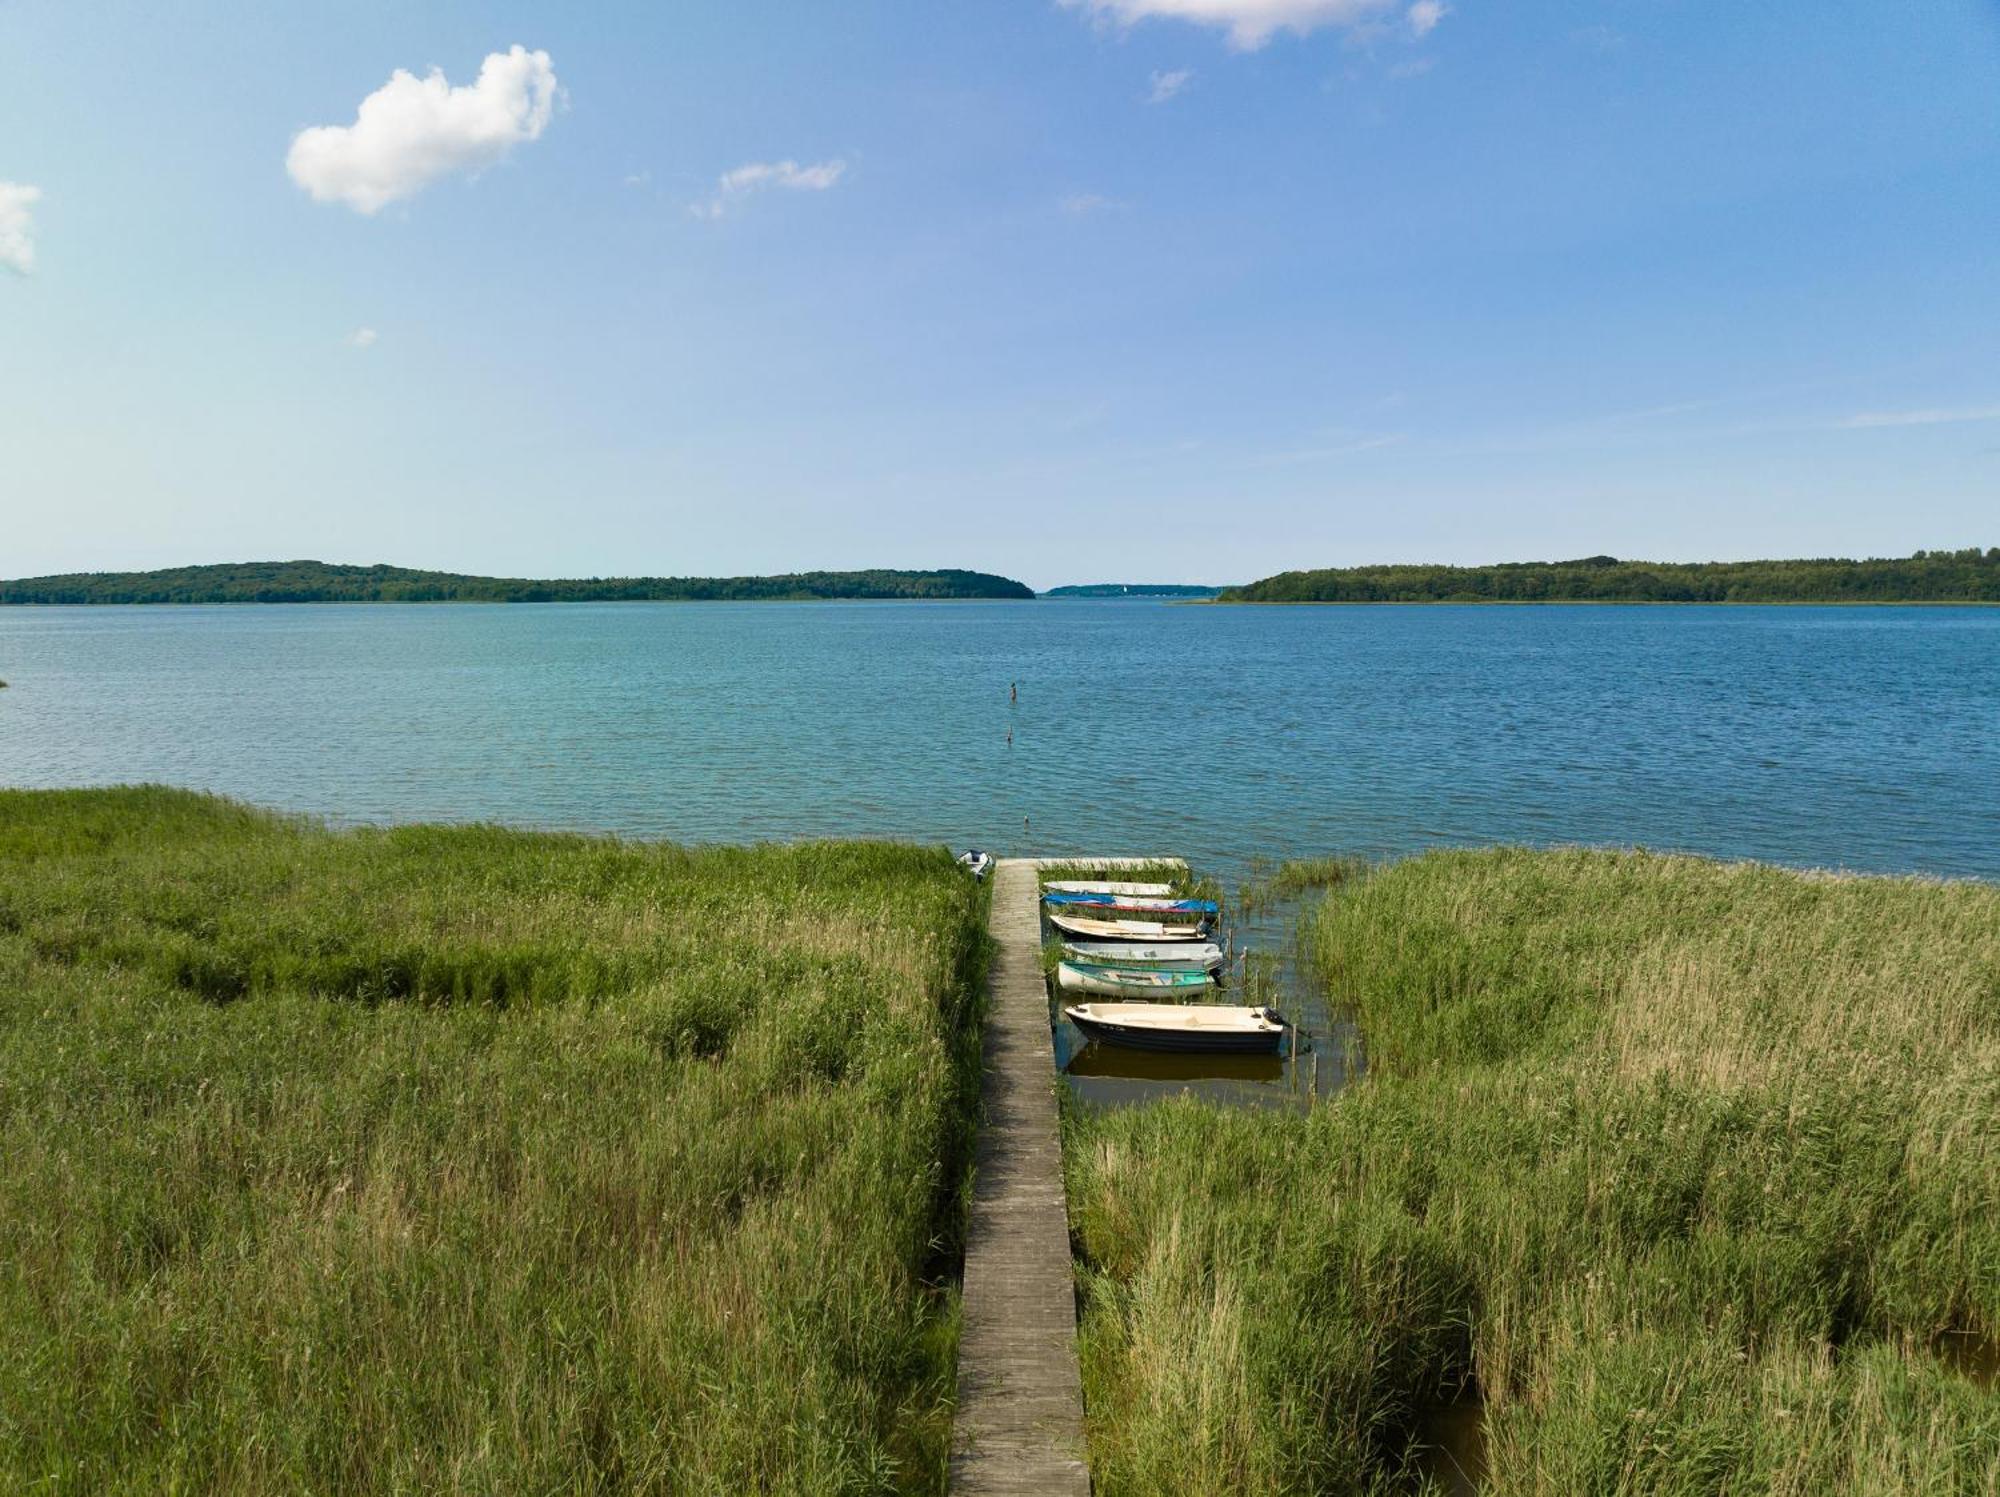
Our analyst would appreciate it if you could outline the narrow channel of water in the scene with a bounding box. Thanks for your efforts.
[1409,1394,1489,1496]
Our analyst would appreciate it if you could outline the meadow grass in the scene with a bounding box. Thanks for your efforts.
[0,786,987,1495]
[1066,847,2000,1494]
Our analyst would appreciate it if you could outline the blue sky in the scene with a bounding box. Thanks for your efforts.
[3,0,1997,589]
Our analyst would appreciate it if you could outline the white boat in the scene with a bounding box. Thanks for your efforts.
[1042,880,1175,897]
[1062,939,1225,970]
[1057,961,1216,998]
[1064,1002,1288,1054]
[956,849,993,880]
[1048,911,1209,942]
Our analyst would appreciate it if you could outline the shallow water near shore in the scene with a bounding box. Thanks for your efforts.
[3,599,1994,886]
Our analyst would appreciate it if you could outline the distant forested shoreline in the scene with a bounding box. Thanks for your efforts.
[1220,549,2000,604]
[1041,583,1224,598]
[0,560,1036,605]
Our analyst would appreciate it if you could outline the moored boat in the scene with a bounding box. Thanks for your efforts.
[1043,891,1220,916]
[1063,1001,1288,1054]
[1047,911,1209,942]
[1057,960,1216,998]
[1042,880,1174,897]
[1062,939,1224,970]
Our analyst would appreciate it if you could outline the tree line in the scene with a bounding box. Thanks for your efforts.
[0,560,1037,604]
[1220,549,2000,603]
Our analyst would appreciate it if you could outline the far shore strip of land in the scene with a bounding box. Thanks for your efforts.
[1215,548,2000,604]
[0,560,1036,605]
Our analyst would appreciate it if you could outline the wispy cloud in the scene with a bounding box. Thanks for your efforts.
[1148,67,1195,103]
[691,158,846,219]
[1060,192,1123,215]
[1255,432,1408,464]
[1387,55,1436,79]
[343,327,379,349]
[1840,405,2000,430]
[0,181,42,274]
[287,46,559,215]
[1062,0,1443,51]
[1590,396,1722,425]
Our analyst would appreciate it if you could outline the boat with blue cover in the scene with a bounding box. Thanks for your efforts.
[1042,891,1220,916]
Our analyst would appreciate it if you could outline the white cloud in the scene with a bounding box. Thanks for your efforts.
[1149,67,1195,102]
[1842,405,2000,429]
[0,181,41,275]
[1388,55,1436,79]
[1063,0,1435,49]
[1407,1,1448,37]
[691,158,847,219]
[287,45,558,215]
[343,327,379,349]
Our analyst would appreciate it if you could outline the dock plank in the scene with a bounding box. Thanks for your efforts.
[950,859,1090,1495]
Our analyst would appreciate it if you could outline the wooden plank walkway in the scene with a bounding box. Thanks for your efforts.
[951,856,1187,1495]
[950,857,1089,1494]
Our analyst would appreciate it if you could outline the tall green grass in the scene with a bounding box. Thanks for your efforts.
[1235,856,1362,918]
[1067,848,2000,1493]
[0,787,986,1494]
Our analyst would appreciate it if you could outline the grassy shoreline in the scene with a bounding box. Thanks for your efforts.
[0,787,988,1494]
[1066,847,2000,1494]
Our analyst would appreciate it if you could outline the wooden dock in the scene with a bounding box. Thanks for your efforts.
[951,857,1185,1495]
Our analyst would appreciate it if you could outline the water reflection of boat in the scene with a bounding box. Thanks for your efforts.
[1063,1001,1288,1054]
[1057,960,1215,998]
[1064,1040,1286,1084]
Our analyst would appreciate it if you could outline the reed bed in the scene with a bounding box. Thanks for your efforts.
[1235,856,1363,918]
[1066,847,2000,1494]
[0,786,987,1495]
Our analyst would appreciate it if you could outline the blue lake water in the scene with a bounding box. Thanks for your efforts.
[2,600,1997,884]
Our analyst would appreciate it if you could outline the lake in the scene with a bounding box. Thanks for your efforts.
[3,600,1994,882]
